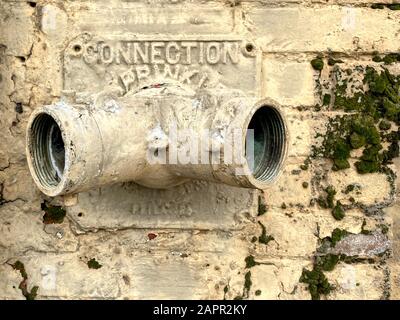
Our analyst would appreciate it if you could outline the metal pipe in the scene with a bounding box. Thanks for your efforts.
[26,87,288,196]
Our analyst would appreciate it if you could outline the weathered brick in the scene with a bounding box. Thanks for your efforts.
[326,264,386,300]
[255,210,318,258]
[264,163,313,207]
[262,58,316,106]
[247,6,400,53]
[326,165,394,206]
[20,253,120,299]
[68,2,234,35]
[0,265,25,300]
[283,110,313,158]
[0,0,398,301]
[0,203,79,263]
[0,2,35,57]
[249,265,281,299]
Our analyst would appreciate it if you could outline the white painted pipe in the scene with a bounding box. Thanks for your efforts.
[26,88,288,196]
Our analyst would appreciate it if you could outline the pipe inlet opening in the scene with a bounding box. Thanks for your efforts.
[246,106,286,183]
[29,114,65,188]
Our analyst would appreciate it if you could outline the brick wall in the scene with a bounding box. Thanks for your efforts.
[0,0,399,299]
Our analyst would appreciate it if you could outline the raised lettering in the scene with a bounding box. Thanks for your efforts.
[115,42,132,64]
[180,42,197,64]
[165,42,180,64]
[136,65,151,83]
[133,42,149,64]
[206,42,220,64]
[119,68,136,92]
[99,43,113,64]
[223,42,239,64]
[150,42,165,64]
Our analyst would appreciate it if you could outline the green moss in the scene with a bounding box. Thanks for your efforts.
[339,254,375,264]
[323,94,331,106]
[351,117,380,145]
[362,145,382,161]
[328,58,343,66]
[251,236,258,243]
[382,53,400,65]
[12,260,28,280]
[300,158,311,171]
[244,271,252,293]
[303,62,400,298]
[361,219,372,235]
[330,228,349,247]
[333,158,350,171]
[255,289,262,296]
[223,285,229,300]
[299,267,333,300]
[366,68,388,94]
[350,132,366,149]
[324,132,352,171]
[355,159,380,174]
[387,4,400,10]
[332,139,351,160]
[383,144,399,164]
[317,185,337,209]
[379,120,391,130]
[344,184,355,194]
[332,201,345,220]
[25,286,39,300]
[302,181,309,188]
[379,224,389,234]
[316,65,400,174]
[300,217,390,300]
[41,202,66,224]
[299,221,388,300]
[257,196,267,216]
[382,131,400,164]
[326,186,336,209]
[300,163,309,170]
[372,54,383,62]
[245,255,258,268]
[382,98,400,121]
[281,202,287,209]
[235,271,253,300]
[87,258,102,269]
[258,221,274,245]
[316,254,340,272]
[317,196,328,209]
[371,4,385,9]
[371,52,399,64]
[311,58,324,71]
[11,261,39,300]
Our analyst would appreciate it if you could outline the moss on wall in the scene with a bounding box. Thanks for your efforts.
[313,65,400,175]
[301,56,398,300]
[9,261,38,300]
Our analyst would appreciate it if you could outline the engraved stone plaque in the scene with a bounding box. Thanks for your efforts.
[62,15,261,230]
[63,34,261,97]
[68,181,258,231]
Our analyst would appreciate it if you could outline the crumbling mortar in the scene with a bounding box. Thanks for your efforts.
[0,197,28,207]
[3,243,80,263]
[237,2,400,10]
[297,55,399,299]
[67,214,243,236]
